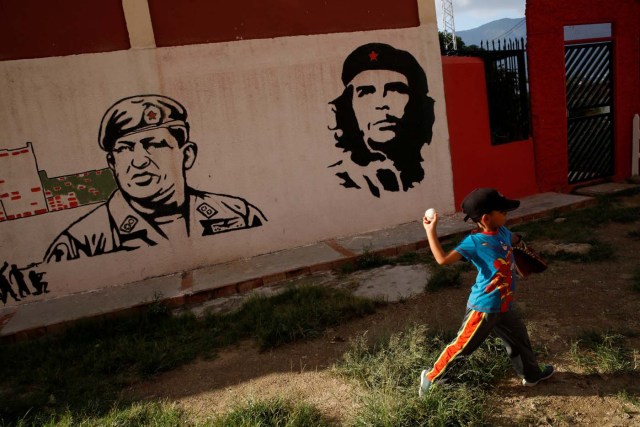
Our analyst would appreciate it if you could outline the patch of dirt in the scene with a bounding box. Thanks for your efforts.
[129,193,640,425]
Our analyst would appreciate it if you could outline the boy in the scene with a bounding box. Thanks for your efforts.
[419,188,553,396]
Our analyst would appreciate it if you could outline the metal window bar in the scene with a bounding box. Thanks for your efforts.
[565,41,614,183]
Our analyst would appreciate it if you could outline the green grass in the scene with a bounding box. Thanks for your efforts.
[569,331,637,375]
[9,398,332,427]
[425,264,470,292]
[211,398,331,427]
[510,193,640,264]
[343,249,388,273]
[540,239,615,263]
[10,401,189,427]
[226,285,377,350]
[511,194,640,243]
[335,324,511,426]
[350,384,488,427]
[340,248,435,274]
[10,398,331,427]
[391,250,432,265]
[617,390,640,411]
[632,267,640,293]
[0,285,376,425]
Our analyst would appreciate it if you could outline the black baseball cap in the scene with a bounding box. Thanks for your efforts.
[461,188,520,222]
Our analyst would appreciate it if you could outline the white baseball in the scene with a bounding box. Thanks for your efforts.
[425,208,436,221]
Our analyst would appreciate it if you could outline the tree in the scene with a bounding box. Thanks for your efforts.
[438,31,466,54]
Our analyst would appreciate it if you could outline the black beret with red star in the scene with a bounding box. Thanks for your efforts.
[98,95,189,151]
[341,43,428,94]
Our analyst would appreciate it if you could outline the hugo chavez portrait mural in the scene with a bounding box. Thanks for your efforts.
[45,95,267,263]
[328,43,435,198]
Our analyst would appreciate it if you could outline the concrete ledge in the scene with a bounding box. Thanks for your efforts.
[574,182,640,196]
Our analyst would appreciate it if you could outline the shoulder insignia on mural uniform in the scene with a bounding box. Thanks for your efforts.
[197,203,217,219]
[120,215,138,233]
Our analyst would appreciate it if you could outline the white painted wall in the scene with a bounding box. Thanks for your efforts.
[0,25,453,300]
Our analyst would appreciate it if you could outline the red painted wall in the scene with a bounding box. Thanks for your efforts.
[442,57,539,209]
[148,0,419,47]
[1,1,419,60]
[526,0,640,192]
[0,0,130,61]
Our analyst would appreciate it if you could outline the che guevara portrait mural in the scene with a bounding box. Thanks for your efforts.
[328,43,435,198]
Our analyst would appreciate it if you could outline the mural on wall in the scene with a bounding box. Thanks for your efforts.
[0,261,47,304]
[0,143,117,223]
[44,95,267,262]
[328,43,435,198]
[0,95,267,304]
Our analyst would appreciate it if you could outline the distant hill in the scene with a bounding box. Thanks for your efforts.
[456,18,526,48]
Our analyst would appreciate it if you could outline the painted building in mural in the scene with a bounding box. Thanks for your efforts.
[0,0,454,309]
[0,143,117,223]
[0,144,47,221]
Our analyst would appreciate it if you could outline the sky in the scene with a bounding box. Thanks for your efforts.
[435,0,526,31]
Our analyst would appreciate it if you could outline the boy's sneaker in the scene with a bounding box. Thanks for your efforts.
[522,365,554,386]
[418,370,432,397]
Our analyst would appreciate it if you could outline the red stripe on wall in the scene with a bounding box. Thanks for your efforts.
[0,0,130,61]
[149,0,419,47]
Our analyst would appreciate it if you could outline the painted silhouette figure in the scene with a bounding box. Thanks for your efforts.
[45,95,267,262]
[329,43,435,197]
[28,270,49,295]
[0,262,20,304]
[9,264,30,298]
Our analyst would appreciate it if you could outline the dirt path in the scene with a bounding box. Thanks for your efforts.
[130,195,640,426]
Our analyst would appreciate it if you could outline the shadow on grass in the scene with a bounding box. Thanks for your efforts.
[0,285,377,425]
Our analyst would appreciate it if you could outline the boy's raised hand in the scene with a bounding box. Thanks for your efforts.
[422,213,460,265]
[422,212,438,234]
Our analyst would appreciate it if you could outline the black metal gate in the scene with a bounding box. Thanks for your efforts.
[565,41,614,184]
[452,38,530,145]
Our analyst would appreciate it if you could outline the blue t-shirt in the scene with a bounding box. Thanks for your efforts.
[454,226,516,313]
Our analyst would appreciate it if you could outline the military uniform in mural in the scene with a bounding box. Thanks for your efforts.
[328,154,404,198]
[44,188,265,262]
[44,94,266,262]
